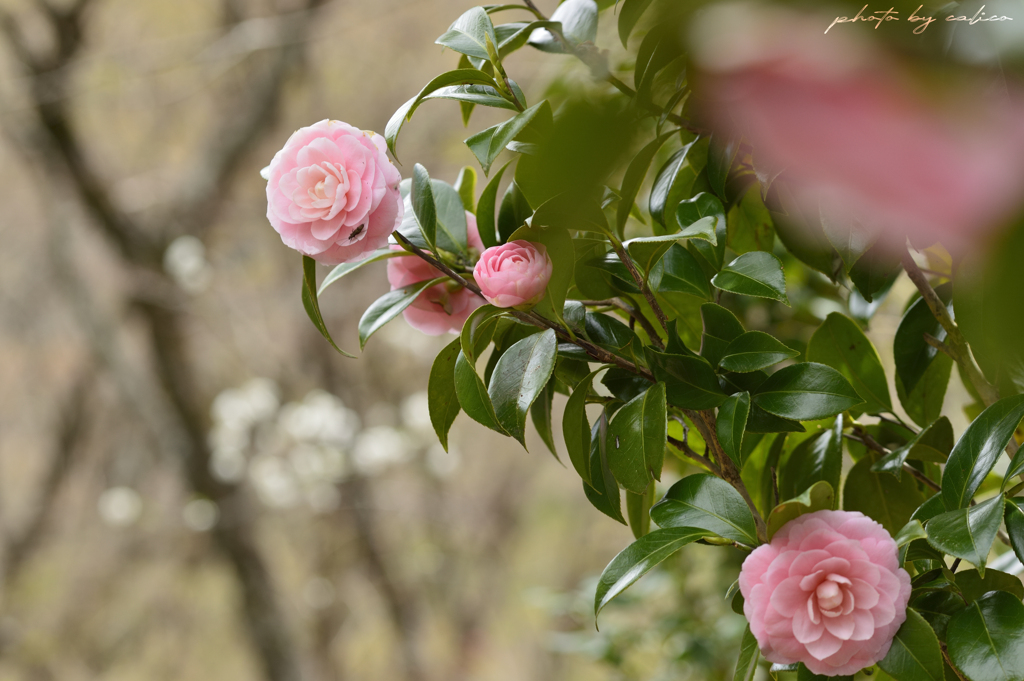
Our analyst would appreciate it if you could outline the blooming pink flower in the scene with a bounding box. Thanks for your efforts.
[691,3,1024,255]
[472,240,552,309]
[387,212,484,336]
[266,119,403,265]
[739,510,911,677]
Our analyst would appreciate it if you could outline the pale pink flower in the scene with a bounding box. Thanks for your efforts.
[387,212,484,336]
[266,119,403,264]
[473,240,552,309]
[691,3,1024,255]
[739,510,911,676]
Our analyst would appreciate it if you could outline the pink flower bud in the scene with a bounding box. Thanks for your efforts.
[386,212,484,336]
[739,510,911,677]
[265,120,403,265]
[472,240,553,309]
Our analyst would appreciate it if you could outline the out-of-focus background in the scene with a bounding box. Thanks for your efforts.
[0,1,969,680]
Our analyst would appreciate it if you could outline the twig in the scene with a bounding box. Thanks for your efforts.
[578,299,664,349]
[607,239,669,335]
[846,428,942,493]
[667,436,719,474]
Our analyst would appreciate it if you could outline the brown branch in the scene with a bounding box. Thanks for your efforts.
[606,240,670,337]
[667,436,719,474]
[847,427,942,493]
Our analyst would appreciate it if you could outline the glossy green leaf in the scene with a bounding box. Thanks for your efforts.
[358,278,445,349]
[436,6,499,60]
[675,193,725,246]
[708,135,739,200]
[626,482,654,539]
[497,180,533,243]
[942,394,1024,509]
[651,244,711,299]
[531,378,559,460]
[898,352,953,430]
[719,331,800,373]
[646,348,728,410]
[475,160,511,248]
[422,83,518,114]
[717,392,750,467]
[465,101,549,174]
[766,480,834,540]
[820,207,878,271]
[487,328,557,446]
[651,473,758,546]
[496,20,560,57]
[848,240,902,303]
[712,251,789,304]
[807,312,892,415]
[727,185,775,255]
[411,164,437,251]
[594,526,709,617]
[528,0,597,52]
[461,305,504,364]
[508,219,574,323]
[428,338,462,451]
[779,416,843,504]
[617,0,654,46]
[894,519,929,548]
[746,404,806,434]
[649,139,705,229]
[585,411,625,524]
[1006,498,1024,567]
[947,591,1024,681]
[954,568,1024,605]
[843,456,924,534]
[926,495,1004,573]
[385,68,499,159]
[616,129,678,237]
[454,350,507,434]
[733,626,760,681]
[872,417,953,480]
[563,369,603,485]
[319,248,405,294]
[877,608,944,681]
[301,256,356,358]
[894,285,952,395]
[607,383,667,494]
[700,303,745,368]
[752,362,862,421]
[430,178,469,255]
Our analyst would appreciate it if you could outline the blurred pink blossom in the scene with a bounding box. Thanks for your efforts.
[387,212,484,335]
[739,510,911,676]
[266,120,403,264]
[473,240,552,309]
[692,3,1024,254]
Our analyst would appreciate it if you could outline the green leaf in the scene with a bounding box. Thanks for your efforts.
[411,164,437,251]
[607,382,667,494]
[747,404,806,434]
[465,101,549,174]
[700,303,744,368]
[421,84,518,114]
[650,473,759,546]
[894,519,929,548]
[563,369,603,485]
[649,139,706,230]
[843,456,924,534]
[616,130,679,237]
[358,278,445,349]
[752,362,863,421]
[719,331,800,373]
[947,591,1024,681]
[496,20,560,57]
[461,304,504,364]
[675,193,725,246]
[926,495,1004,573]
[487,329,557,446]
[894,285,952,395]
[820,206,878,271]
[942,394,1024,509]
[727,185,775,255]
[712,252,789,304]
[594,527,709,617]
[708,135,739,200]
[301,255,356,358]
[872,417,953,480]
[454,350,507,434]
[733,626,760,681]
[717,392,750,467]
[954,569,1024,605]
[795,664,850,681]
[877,608,945,681]
[807,312,892,415]
[779,416,844,503]
[766,480,834,540]
[497,180,533,243]
[651,244,711,299]
[528,0,597,52]
[436,6,499,60]
[646,348,728,410]
[475,160,511,248]
[1006,498,1024,567]
[626,482,654,539]
[508,218,574,323]
[848,240,902,303]
[319,248,405,294]
[428,338,462,451]
[617,0,653,46]
[386,69,499,160]
[898,353,953,430]
[430,179,469,255]
[585,410,625,524]
[531,378,559,460]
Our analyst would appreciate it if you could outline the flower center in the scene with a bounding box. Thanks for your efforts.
[816,580,843,611]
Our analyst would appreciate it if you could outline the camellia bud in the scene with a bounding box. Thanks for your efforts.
[472,240,553,309]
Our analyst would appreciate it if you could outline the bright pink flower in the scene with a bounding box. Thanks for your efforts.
[266,119,403,265]
[387,212,484,336]
[473,240,552,309]
[739,510,911,677]
[691,3,1024,255]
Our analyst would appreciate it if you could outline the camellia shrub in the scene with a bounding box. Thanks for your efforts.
[263,1,1024,678]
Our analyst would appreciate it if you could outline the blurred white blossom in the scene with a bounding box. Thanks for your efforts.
[98,487,142,527]
[352,426,411,475]
[163,235,212,294]
[400,391,432,435]
[182,498,219,532]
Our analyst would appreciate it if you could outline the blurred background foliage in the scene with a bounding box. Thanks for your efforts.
[0,0,985,679]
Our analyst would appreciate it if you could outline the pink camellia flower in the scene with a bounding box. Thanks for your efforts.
[265,119,403,265]
[690,3,1024,256]
[739,510,911,677]
[472,240,552,309]
[387,212,484,335]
